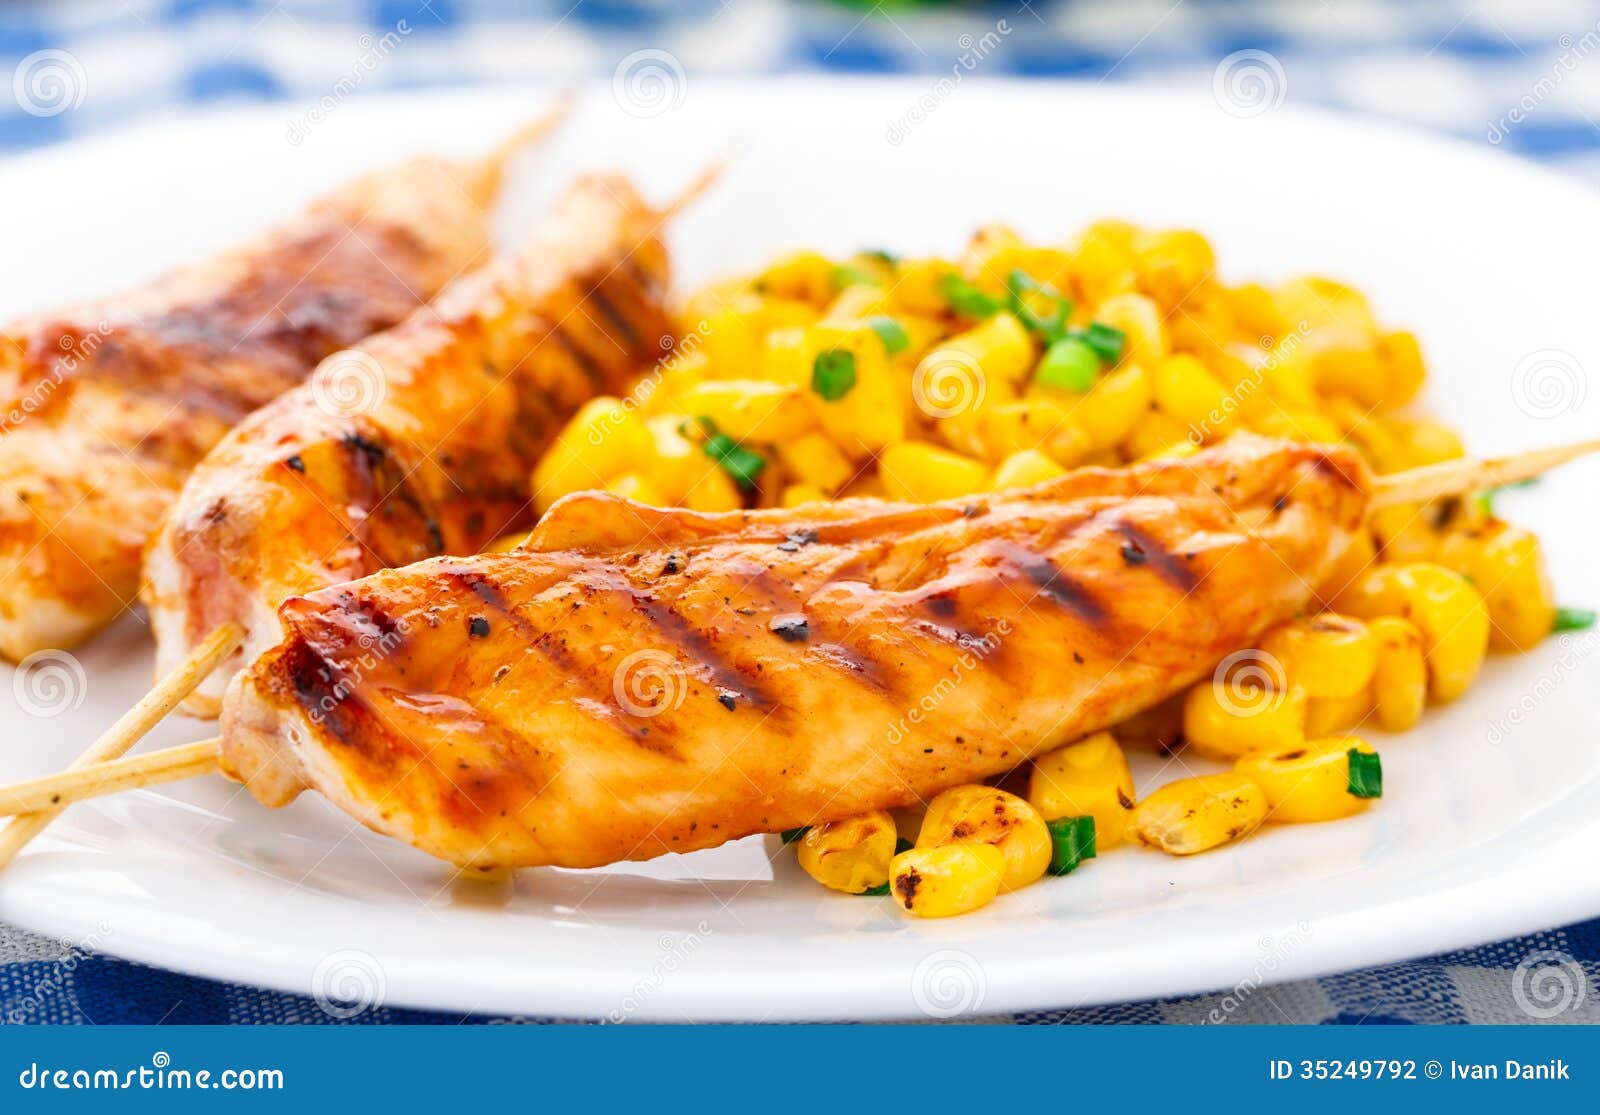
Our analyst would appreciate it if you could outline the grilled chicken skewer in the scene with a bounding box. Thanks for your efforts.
[142,171,683,717]
[4,435,1596,869]
[0,112,564,660]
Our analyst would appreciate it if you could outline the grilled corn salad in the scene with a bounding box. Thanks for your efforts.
[526,220,1593,919]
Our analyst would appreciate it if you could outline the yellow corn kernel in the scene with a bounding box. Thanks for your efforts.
[776,431,855,494]
[840,472,887,500]
[1332,402,1412,474]
[697,296,769,376]
[1070,220,1140,306]
[1093,292,1168,370]
[605,472,666,505]
[796,811,898,894]
[978,399,1090,465]
[821,284,888,324]
[1335,562,1489,702]
[891,258,959,315]
[1390,418,1464,468]
[676,379,814,444]
[1274,277,1378,350]
[1248,407,1344,445]
[1368,503,1438,564]
[1151,353,1230,432]
[761,326,810,384]
[1316,527,1377,609]
[1368,616,1427,731]
[933,373,1018,460]
[1227,282,1289,342]
[917,784,1052,891]
[1236,737,1377,824]
[531,396,653,514]
[1260,613,1376,699]
[1136,229,1216,308]
[781,482,828,508]
[1310,347,1386,410]
[1028,731,1137,850]
[1182,667,1307,761]
[879,442,989,503]
[640,415,708,504]
[804,325,906,457]
[1121,410,1196,461]
[890,843,1006,918]
[682,462,743,512]
[1376,330,1426,409]
[1054,364,1152,452]
[1133,772,1268,855]
[1436,522,1555,652]
[756,250,839,305]
[990,448,1067,491]
[1305,689,1372,737]
[936,312,1036,386]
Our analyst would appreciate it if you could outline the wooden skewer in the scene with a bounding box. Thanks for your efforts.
[459,98,572,206]
[0,622,242,869]
[2,437,1598,844]
[1371,437,1600,509]
[660,157,727,222]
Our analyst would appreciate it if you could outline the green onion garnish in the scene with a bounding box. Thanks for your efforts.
[833,264,878,290]
[860,248,899,266]
[811,349,858,401]
[1046,815,1097,876]
[1036,337,1102,393]
[867,316,909,357]
[1346,749,1383,799]
[780,827,808,845]
[1476,490,1495,517]
[1072,321,1126,364]
[701,427,767,491]
[1553,606,1597,633]
[938,273,1004,319]
[859,881,891,896]
[1006,268,1072,341]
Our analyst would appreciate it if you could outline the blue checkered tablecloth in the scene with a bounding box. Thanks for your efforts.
[2,0,1599,1025]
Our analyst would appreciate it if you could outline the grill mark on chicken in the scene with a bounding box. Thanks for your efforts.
[1110,517,1198,593]
[631,591,772,712]
[588,281,640,352]
[989,540,1107,624]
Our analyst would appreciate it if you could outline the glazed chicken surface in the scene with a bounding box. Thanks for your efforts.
[219,436,1370,869]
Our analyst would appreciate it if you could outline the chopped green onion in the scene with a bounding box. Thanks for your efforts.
[833,264,878,290]
[780,827,809,845]
[701,429,767,491]
[1346,749,1383,799]
[867,316,909,357]
[1006,268,1072,341]
[1476,490,1495,517]
[1036,337,1102,392]
[811,349,858,401]
[938,273,1004,318]
[1553,606,1597,633]
[859,881,891,896]
[1046,815,1097,876]
[860,248,899,266]
[1072,321,1126,364]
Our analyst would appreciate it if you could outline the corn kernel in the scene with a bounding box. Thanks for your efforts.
[531,396,652,514]
[1236,737,1378,824]
[1093,292,1168,370]
[1136,229,1216,308]
[1182,664,1307,761]
[917,784,1052,891]
[1305,689,1372,737]
[1368,616,1427,731]
[682,461,743,512]
[776,432,855,494]
[1133,772,1269,855]
[1028,731,1136,849]
[1260,613,1376,699]
[978,399,1090,464]
[990,448,1068,491]
[605,473,666,506]
[1336,562,1489,702]
[1122,410,1196,461]
[1151,353,1230,432]
[781,483,828,508]
[796,811,898,894]
[1376,330,1426,409]
[879,442,989,503]
[890,843,1006,918]
[1436,522,1555,651]
[677,379,814,443]
[757,250,839,305]
[1055,364,1152,452]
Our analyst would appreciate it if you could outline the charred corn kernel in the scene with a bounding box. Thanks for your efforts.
[1093,292,1168,370]
[804,325,906,456]
[917,784,1052,891]
[1236,737,1377,824]
[990,448,1067,491]
[682,461,743,512]
[1310,347,1387,409]
[605,473,666,505]
[1436,522,1556,651]
[1028,731,1137,850]
[676,379,814,443]
[1071,220,1140,306]
[1305,690,1372,736]
[1151,353,1229,431]
[891,258,959,315]
[1182,671,1307,761]
[1368,616,1427,731]
[1122,410,1195,460]
[935,312,1035,385]
[1133,772,1268,855]
[781,482,828,508]
[1335,562,1489,702]
[776,431,854,494]
[1056,364,1152,451]
[531,396,652,513]
[978,399,1090,464]
[890,843,1006,918]
[879,442,989,503]
[796,811,898,894]
[1260,614,1376,699]
[757,250,839,305]
[1136,229,1215,308]
[1376,330,1426,410]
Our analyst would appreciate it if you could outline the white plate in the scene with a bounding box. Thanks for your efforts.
[2,80,1599,1022]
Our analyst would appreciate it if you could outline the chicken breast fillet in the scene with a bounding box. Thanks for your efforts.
[219,437,1370,869]
[0,122,549,660]
[144,174,675,715]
